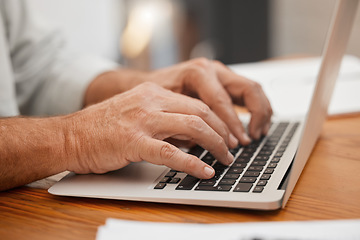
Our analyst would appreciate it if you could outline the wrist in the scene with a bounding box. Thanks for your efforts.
[60,111,89,173]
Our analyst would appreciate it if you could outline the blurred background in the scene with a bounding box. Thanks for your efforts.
[30,0,360,70]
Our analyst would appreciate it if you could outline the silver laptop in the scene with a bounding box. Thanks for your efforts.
[49,0,358,210]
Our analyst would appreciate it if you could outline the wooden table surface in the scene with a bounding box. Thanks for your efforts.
[1,114,360,240]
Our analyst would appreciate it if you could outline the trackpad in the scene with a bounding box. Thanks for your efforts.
[48,162,168,196]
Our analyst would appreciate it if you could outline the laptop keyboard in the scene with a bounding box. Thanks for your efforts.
[154,122,299,193]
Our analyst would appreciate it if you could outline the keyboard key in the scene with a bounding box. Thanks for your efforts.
[169,178,181,184]
[235,157,250,163]
[195,185,232,191]
[253,186,264,193]
[239,177,257,183]
[218,179,236,185]
[258,150,272,156]
[268,163,277,168]
[231,163,247,168]
[257,180,268,186]
[222,173,241,179]
[271,157,281,163]
[248,166,263,171]
[212,174,223,180]
[277,147,286,153]
[160,177,170,183]
[213,162,228,170]
[264,168,274,174]
[165,171,176,177]
[176,175,199,190]
[226,168,243,174]
[243,147,256,154]
[251,161,267,166]
[230,147,239,155]
[260,174,271,180]
[274,152,283,157]
[198,179,216,186]
[255,155,270,161]
[239,152,253,158]
[154,183,166,189]
[188,145,204,157]
[243,171,260,177]
[264,141,278,147]
[262,146,275,152]
[234,183,253,192]
[202,153,215,165]
[280,143,288,148]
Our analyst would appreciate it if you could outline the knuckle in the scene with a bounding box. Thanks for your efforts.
[221,122,230,138]
[183,156,198,172]
[212,59,222,66]
[216,137,227,151]
[159,143,178,160]
[208,136,227,155]
[197,102,211,118]
[140,81,158,89]
[252,108,267,118]
[135,82,169,103]
[133,82,153,96]
[134,105,152,122]
[137,82,162,95]
[268,106,274,116]
[183,65,203,80]
[187,115,205,133]
[191,57,210,68]
[214,92,232,105]
[247,80,262,91]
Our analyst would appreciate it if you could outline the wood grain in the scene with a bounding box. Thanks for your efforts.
[1,114,360,240]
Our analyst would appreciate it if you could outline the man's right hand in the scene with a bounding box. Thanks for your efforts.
[65,82,237,179]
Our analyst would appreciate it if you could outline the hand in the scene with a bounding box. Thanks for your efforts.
[85,58,272,144]
[67,82,237,179]
[148,59,273,142]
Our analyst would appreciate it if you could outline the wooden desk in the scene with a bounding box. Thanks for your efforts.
[1,114,360,240]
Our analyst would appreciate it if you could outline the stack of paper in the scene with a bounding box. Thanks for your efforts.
[229,55,360,118]
[97,218,360,240]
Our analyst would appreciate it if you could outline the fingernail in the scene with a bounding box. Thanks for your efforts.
[229,133,239,148]
[227,151,234,165]
[242,133,251,144]
[204,166,215,178]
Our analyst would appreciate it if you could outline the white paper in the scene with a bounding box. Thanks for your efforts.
[228,55,360,118]
[97,218,360,240]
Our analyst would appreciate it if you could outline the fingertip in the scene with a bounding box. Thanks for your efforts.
[226,151,234,165]
[262,122,271,136]
[239,132,252,145]
[204,166,215,178]
[252,129,262,140]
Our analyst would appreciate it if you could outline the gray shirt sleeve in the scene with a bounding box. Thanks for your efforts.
[3,0,118,116]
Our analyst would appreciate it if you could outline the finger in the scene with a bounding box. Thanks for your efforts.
[213,61,273,139]
[183,60,251,145]
[159,90,238,148]
[262,121,271,136]
[248,111,270,139]
[151,113,234,166]
[244,85,272,139]
[139,137,215,179]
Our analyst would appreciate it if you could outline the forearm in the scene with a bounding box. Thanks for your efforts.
[0,116,71,191]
